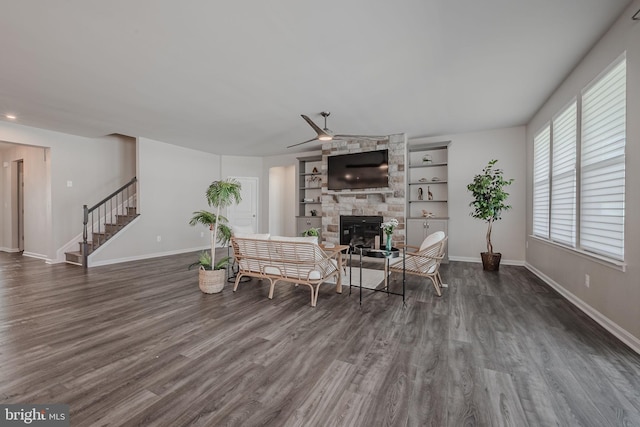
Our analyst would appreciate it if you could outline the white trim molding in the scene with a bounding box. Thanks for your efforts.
[23,251,52,262]
[89,245,209,268]
[448,256,525,266]
[0,247,21,253]
[525,262,640,355]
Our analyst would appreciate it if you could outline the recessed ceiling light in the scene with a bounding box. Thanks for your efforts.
[5,114,16,120]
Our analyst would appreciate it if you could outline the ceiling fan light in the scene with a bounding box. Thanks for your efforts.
[319,135,333,141]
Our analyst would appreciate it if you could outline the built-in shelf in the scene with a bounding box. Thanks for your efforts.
[407,216,450,220]
[407,140,450,229]
[409,162,448,168]
[298,155,323,221]
[408,181,448,185]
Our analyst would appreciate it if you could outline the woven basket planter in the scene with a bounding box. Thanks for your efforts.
[481,252,502,271]
[198,266,226,294]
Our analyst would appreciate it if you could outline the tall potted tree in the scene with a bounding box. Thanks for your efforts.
[467,159,514,271]
[189,179,242,293]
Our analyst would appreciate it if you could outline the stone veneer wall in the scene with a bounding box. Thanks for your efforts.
[321,133,406,246]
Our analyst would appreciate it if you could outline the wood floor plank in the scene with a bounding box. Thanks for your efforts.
[446,339,491,426]
[482,368,529,427]
[1,251,639,426]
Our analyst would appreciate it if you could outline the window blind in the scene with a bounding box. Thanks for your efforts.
[533,125,550,239]
[551,102,577,246]
[580,57,626,260]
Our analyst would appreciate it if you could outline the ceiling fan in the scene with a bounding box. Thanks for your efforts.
[287,111,389,148]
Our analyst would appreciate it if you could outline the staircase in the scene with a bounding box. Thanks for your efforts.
[65,177,138,267]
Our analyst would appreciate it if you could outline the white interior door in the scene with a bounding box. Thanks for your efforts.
[227,177,259,233]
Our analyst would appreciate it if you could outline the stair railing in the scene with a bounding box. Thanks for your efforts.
[82,177,138,268]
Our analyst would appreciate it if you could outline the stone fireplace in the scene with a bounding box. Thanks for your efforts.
[320,134,406,246]
[340,215,383,248]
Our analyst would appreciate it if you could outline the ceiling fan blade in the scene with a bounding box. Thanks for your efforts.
[334,134,389,141]
[287,137,319,148]
[301,114,326,136]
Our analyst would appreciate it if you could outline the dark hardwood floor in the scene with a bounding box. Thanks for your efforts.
[1,251,639,426]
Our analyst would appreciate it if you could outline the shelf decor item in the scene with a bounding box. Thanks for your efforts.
[466,159,514,271]
[380,218,399,253]
[306,175,322,187]
[422,154,432,163]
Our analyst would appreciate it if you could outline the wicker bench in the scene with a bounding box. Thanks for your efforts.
[230,236,341,307]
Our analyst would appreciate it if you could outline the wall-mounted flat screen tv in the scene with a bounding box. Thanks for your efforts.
[327,149,389,190]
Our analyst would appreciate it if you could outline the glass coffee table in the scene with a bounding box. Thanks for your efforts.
[348,246,406,306]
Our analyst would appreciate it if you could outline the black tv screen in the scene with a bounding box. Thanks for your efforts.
[328,150,389,190]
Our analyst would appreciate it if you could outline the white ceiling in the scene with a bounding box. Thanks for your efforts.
[0,1,632,156]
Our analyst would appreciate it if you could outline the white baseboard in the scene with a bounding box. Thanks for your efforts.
[22,251,52,262]
[89,245,209,267]
[525,262,640,355]
[0,247,21,253]
[448,255,525,266]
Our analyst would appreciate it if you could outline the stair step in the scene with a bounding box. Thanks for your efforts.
[104,223,124,233]
[116,214,138,225]
[77,241,95,253]
[92,232,113,246]
[65,251,83,265]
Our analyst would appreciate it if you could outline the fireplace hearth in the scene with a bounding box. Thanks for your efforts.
[340,215,383,249]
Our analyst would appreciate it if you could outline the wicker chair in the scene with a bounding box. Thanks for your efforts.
[386,231,448,297]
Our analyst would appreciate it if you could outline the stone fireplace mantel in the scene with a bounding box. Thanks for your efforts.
[327,189,395,202]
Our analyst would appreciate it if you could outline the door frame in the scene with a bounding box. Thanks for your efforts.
[16,159,24,252]
[227,176,259,233]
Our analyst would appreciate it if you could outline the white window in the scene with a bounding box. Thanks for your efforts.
[580,56,626,261]
[531,54,626,264]
[550,101,577,246]
[533,125,550,239]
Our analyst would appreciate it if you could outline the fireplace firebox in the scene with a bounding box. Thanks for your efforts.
[340,215,383,249]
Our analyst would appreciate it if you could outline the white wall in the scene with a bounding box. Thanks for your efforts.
[526,1,640,349]
[0,122,135,260]
[413,126,527,264]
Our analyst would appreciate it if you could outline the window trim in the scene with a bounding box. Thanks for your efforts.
[529,234,626,272]
[531,53,626,266]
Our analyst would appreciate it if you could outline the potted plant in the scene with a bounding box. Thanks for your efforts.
[302,227,320,243]
[380,218,399,253]
[466,159,514,271]
[189,179,242,293]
